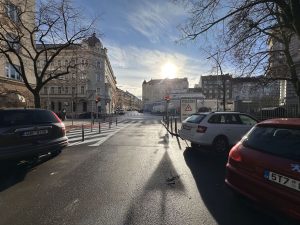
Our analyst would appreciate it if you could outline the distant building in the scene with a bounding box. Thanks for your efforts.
[200,74,232,100]
[142,78,189,111]
[40,33,117,116]
[0,0,36,108]
[231,77,280,101]
[116,88,142,111]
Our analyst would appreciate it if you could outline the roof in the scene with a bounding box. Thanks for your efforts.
[143,78,188,85]
[83,33,102,48]
[259,118,300,126]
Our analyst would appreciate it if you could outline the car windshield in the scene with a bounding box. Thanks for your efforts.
[184,114,206,124]
[0,110,59,127]
[243,125,300,160]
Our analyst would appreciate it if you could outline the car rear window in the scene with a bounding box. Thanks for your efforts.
[184,114,206,124]
[243,125,300,160]
[0,110,60,127]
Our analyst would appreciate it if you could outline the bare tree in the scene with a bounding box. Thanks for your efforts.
[0,0,96,108]
[176,0,300,111]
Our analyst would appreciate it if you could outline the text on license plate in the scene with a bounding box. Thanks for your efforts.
[264,170,300,192]
[23,130,48,137]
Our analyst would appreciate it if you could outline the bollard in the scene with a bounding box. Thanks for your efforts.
[167,117,169,130]
[99,121,101,134]
[82,124,84,142]
[175,118,178,134]
[170,117,173,133]
[91,121,93,132]
[116,117,118,126]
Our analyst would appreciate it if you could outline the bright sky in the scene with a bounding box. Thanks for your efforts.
[74,0,214,98]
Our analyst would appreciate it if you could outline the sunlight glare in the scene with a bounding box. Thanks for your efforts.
[161,62,177,79]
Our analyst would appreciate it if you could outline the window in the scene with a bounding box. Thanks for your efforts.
[72,87,75,94]
[5,63,22,81]
[58,102,62,111]
[5,2,19,22]
[82,102,87,112]
[243,126,300,160]
[65,87,69,94]
[81,86,85,94]
[44,87,48,94]
[97,74,101,81]
[208,114,226,124]
[239,115,257,126]
[58,87,62,94]
[65,60,68,66]
[184,114,206,124]
[97,88,101,94]
[6,33,20,51]
[51,87,55,94]
[51,102,55,111]
[57,60,61,67]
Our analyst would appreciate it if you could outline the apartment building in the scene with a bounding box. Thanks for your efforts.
[142,78,189,111]
[39,34,117,116]
[0,0,36,108]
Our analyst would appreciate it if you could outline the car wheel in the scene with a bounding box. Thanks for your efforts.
[213,136,229,153]
[191,142,199,149]
[51,149,62,157]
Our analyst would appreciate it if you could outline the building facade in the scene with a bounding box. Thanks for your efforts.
[116,88,142,111]
[200,74,232,100]
[39,34,117,117]
[142,78,189,111]
[0,0,36,108]
[231,77,280,101]
[268,34,300,105]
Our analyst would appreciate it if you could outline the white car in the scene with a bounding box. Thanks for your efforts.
[178,112,258,152]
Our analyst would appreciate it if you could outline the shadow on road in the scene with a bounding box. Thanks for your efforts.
[183,147,291,225]
[124,151,184,225]
[0,154,55,192]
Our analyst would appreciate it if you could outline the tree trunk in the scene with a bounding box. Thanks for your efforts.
[33,92,41,108]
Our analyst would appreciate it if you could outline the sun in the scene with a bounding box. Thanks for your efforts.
[161,62,177,79]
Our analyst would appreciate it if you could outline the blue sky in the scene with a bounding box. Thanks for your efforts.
[74,0,214,98]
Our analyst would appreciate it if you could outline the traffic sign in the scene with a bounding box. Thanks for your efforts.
[180,98,197,121]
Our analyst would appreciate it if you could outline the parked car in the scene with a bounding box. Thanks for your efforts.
[225,118,300,220]
[178,112,258,152]
[0,109,68,160]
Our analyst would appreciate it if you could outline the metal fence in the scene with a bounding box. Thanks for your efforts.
[234,100,299,120]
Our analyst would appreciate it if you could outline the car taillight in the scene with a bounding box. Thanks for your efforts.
[52,112,66,134]
[196,125,207,133]
[229,142,242,162]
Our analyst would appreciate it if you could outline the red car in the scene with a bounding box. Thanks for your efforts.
[226,118,300,220]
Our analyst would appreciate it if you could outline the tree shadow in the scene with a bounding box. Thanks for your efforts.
[123,151,185,225]
[183,147,294,225]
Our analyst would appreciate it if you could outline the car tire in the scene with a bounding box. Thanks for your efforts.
[213,136,229,153]
[191,142,199,149]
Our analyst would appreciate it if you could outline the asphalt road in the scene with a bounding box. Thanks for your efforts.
[0,113,296,225]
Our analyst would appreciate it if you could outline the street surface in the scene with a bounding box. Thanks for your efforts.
[0,112,295,225]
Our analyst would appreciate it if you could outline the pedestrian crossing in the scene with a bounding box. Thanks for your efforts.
[66,122,130,147]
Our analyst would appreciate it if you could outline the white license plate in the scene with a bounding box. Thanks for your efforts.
[183,125,191,130]
[264,170,300,192]
[23,130,48,137]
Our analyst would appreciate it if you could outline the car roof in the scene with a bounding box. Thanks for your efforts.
[193,111,243,115]
[259,118,300,126]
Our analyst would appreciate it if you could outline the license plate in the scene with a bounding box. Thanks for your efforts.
[264,170,300,192]
[23,130,48,137]
[183,125,191,130]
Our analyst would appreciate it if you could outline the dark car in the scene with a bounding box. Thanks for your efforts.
[225,118,300,221]
[0,109,68,160]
